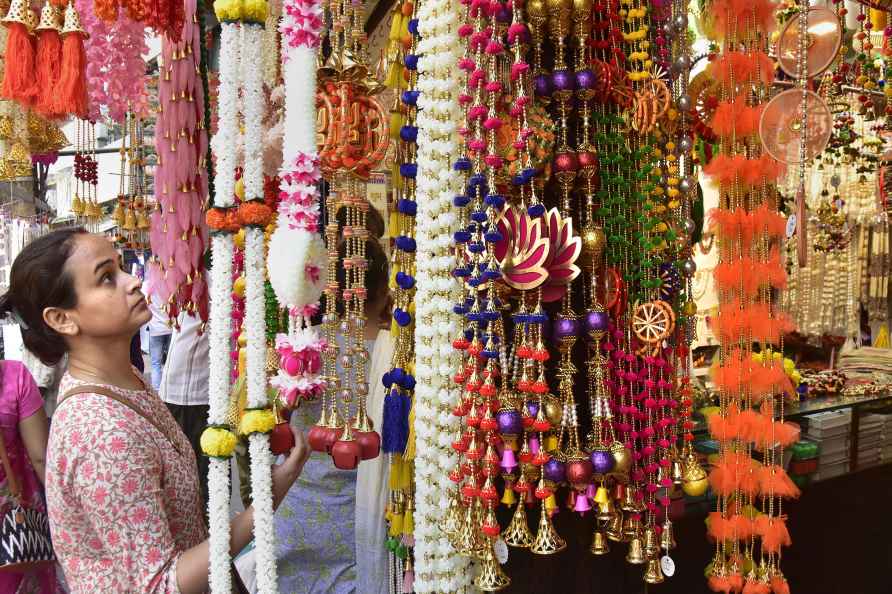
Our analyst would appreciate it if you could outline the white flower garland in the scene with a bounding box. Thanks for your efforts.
[241,25,265,201]
[412,0,471,590]
[244,226,278,593]
[212,23,240,208]
[206,19,242,594]
[207,234,234,594]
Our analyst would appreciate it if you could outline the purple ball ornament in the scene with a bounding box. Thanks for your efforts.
[526,400,540,419]
[551,69,576,100]
[543,458,567,484]
[584,308,610,340]
[575,68,597,101]
[534,73,553,98]
[496,409,523,437]
[553,316,580,345]
[590,447,616,475]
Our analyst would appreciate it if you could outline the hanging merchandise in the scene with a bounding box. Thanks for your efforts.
[111,111,151,251]
[70,119,101,227]
[308,0,388,471]
[702,0,800,590]
[148,0,210,327]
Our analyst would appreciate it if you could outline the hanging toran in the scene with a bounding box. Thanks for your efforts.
[701,0,800,591]
[148,0,209,326]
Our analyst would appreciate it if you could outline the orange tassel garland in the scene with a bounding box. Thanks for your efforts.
[753,419,800,450]
[710,301,794,346]
[728,572,745,593]
[709,451,758,496]
[704,154,786,188]
[711,0,780,40]
[35,28,63,118]
[713,252,787,297]
[1,22,37,105]
[55,30,88,118]
[709,575,734,594]
[710,95,764,138]
[707,50,776,86]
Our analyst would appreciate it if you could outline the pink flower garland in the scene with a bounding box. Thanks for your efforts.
[148,0,210,324]
[280,0,325,52]
[277,152,321,232]
[76,0,149,123]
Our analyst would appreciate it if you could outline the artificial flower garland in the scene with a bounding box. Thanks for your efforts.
[412,0,472,589]
[239,20,279,594]
[202,14,240,594]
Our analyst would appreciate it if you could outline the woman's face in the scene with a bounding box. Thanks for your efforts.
[57,233,150,339]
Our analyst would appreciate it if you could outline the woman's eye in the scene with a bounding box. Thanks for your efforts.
[101,272,113,283]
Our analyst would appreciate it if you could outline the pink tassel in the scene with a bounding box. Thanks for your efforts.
[402,568,415,593]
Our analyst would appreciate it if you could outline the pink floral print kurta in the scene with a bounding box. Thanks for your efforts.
[45,372,207,593]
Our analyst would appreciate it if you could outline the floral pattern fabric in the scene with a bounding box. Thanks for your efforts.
[46,372,207,594]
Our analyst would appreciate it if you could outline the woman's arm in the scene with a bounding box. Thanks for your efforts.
[175,427,310,594]
[19,408,48,486]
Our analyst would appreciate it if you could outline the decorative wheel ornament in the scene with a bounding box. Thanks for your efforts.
[658,262,681,301]
[688,71,719,143]
[595,267,624,314]
[632,300,674,344]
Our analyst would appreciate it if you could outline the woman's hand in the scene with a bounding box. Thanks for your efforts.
[271,425,310,510]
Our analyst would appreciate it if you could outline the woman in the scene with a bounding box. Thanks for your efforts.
[4,228,309,594]
[0,354,61,593]
[275,238,392,594]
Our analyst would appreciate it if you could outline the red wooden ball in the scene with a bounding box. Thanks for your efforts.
[565,458,594,485]
[307,425,329,453]
[331,439,362,470]
[269,422,295,455]
[553,152,579,173]
[354,430,381,460]
[576,150,599,172]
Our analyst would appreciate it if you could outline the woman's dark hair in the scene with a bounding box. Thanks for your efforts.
[335,203,386,239]
[335,238,389,316]
[0,227,87,365]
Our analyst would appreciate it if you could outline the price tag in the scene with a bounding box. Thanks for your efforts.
[786,214,797,238]
[494,538,509,565]
[660,555,676,577]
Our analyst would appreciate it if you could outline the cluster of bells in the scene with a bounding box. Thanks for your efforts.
[70,193,103,222]
[111,197,152,248]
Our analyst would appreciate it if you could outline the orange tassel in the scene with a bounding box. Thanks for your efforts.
[55,32,88,118]
[728,572,745,593]
[35,29,63,118]
[770,575,790,594]
[743,580,771,594]
[739,467,760,496]
[730,514,754,540]
[758,465,801,499]
[709,403,742,441]
[709,575,733,594]
[708,511,732,541]
[1,22,37,106]
[755,515,792,553]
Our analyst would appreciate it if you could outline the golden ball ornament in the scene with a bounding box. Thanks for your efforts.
[682,475,709,497]
[579,225,606,269]
[543,396,563,426]
[527,0,547,18]
[572,0,592,17]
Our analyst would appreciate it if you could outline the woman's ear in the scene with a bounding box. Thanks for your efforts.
[43,307,78,337]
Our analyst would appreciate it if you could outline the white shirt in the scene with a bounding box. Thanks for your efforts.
[159,310,209,406]
[144,275,173,337]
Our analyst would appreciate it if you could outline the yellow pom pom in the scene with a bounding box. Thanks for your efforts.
[234,228,246,249]
[201,427,238,458]
[233,276,246,298]
[239,409,277,436]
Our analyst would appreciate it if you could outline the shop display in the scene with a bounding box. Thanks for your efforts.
[1,0,892,591]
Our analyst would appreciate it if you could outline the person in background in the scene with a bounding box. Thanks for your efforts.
[0,340,63,592]
[160,305,210,509]
[4,228,308,593]
[21,347,65,420]
[144,268,173,390]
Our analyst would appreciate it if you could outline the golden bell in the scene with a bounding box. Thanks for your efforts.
[661,519,677,551]
[610,441,633,478]
[71,193,84,216]
[671,457,685,485]
[502,501,534,548]
[60,2,88,37]
[457,499,484,557]
[643,527,660,558]
[474,543,511,592]
[596,495,615,522]
[605,511,624,542]
[123,208,137,231]
[621,513,641,540]
[625,535,646,565]
[531,500,566,555]
[2,0,30,27]
[111,202,125,225]
[620,485,638,512]
[644,557,666,584]
[590,529,610,556]
[441,491,463,541]
[35,2,62,32]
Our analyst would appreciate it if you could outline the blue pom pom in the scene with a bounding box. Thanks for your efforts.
[396,271,416,289]
[528,311,548,323]
[467,310,484,322]
[391,367,406,385]
[453,303,468,315]
[484,193,505,209]
[408,18,419,35]
[482,267,502,280]
[399,163,418,179]
[470,210,488,223]
[453,157,472,171]
[404,54,419,70]
[527,203,546,217]
[482,309,500,322]
[403,374,416,390]
[400,125,418,143]
[395,235,417,252]
[468,242,485,253]
[453,194,471,207]
[401,90,420,106]
[467,277,483,288]
[463,329,474,341]
[453,230,471,243]
[382,371,393,389]
[452,266,471,278]
[484,229,503,243]
[521,167,537,183]
[397,199,417,216]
